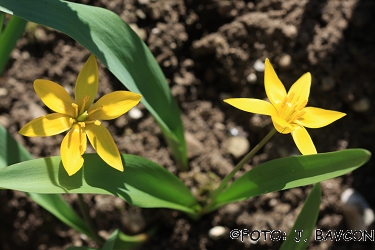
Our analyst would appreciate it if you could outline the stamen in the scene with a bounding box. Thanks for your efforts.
[69,117,76,125]
[71,103,78,118]
[87,106,103,117]
[94,120,101,126]
[78,122,86,128]
[287,92,295,102]
[79,95,90,115]
[297,100,308,110]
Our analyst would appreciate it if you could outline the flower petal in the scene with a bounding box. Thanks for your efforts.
[271,116,294,134]
[288,72,311,103]
[87,91,142,121]
[75,54,98,111]
[85,123,123,172]
[297,107,346,128]
[264,58,287,108]
[34,80,75,117]
[224,98,277,116]
[19,113,71,137]
[61,124,86,176]
[291,126,317,155]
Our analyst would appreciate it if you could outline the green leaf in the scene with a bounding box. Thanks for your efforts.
[0,0,187,169]
[280,183,321,250]
[67,228,153,250]
[212,149,370,211]
[0,15,27,75]
[0,154,199,218]
[0,125,94,239]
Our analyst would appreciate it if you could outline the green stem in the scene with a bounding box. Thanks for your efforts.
[77,194,105,245]
[201,128,277,214]
[0,11,5,37]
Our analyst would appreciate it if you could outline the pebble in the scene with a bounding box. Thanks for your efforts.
[128,107,143,119]
[137,0,149,4]
[185,131,204,158]
[278,54,292,69]
[341,188,375,230]
[246,72,257,84]
[321,76,335,91]
[0,87,8,96]
[208,226,227,240]
[229,127,239,136]
[352,98,370,112]
[282,25,298,38]
[227,136,250,159]
[253,59,265,72]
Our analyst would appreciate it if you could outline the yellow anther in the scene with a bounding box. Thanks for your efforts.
[69,117,76,125]
[87,106,103,117]
[79,95,90,115]
[94,120,101,126]
[287,92,295,102]
[71,103,79,118]
[78,122,86,128]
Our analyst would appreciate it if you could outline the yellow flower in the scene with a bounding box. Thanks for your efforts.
[19,55,142,176]
[224,58,346,155]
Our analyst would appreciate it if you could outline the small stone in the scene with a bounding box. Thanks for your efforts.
[341,188,375,230]
[278,54,292,69]
[282,25,298,38]
[246,72,257,83]
[135,9,146,19]
[137,0,149,4]
[208,226,227,240]
[321,76,335,91]
[0,88,8,96]
[352,98,370,112]
[128,107,143,119]
[253,59,265,72]
[229,127,239,136]
[185,132,204,158]
[227,136,250,159]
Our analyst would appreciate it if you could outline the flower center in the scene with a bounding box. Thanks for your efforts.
[278,91,307,123]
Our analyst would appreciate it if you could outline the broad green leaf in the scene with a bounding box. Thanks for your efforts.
[0,154,200,218]
[0,0,187,169]
[211,149,370,211]
[280,183,321,250]
[0,15,27,75]
[0,125,94,239]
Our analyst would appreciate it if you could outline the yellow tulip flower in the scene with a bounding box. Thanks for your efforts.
[19,55,142,176]
[224,58,346,155]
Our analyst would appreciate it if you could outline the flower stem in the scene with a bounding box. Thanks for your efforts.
[77,194,105,245]
[201,128,277,214]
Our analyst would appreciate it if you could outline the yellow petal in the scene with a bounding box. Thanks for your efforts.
[297,107,346,128]
[34,80,75,117]
[85,123,123,171]
[291,126,317,155]
[264,58,287,108]
[19,113,71,137]
[87,91,142,121]
[223,98,277,116]
[288,72,311,102]
[271,116,294,134]
[75,54,98,111]
[61,124,86,176]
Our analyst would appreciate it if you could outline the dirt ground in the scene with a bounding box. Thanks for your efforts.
[1,0,375,249]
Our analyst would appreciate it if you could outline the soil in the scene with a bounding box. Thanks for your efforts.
[1,0,375,249]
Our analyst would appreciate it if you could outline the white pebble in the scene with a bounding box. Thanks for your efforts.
[128,108,143,119]
[341,188,374,230]
[246,72,257,83]
[208,226,227,240]
[253,59,265,72]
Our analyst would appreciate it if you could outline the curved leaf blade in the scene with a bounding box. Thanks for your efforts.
[280,183,321,250]
[0,154,199,217]
[0,0,187,169]
[0,125,94,239]
[212,149,370,211]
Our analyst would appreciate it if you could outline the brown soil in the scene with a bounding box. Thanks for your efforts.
[1,0,375,249]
